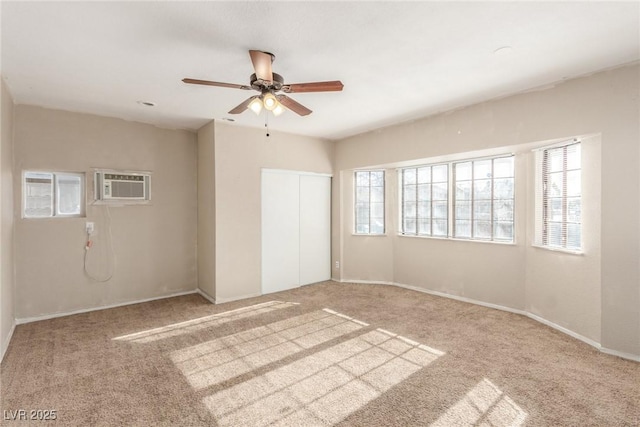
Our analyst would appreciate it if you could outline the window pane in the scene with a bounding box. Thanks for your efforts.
[493,199,514,222]
[356,223,369,234]
[24,172,53,218]
[432,220,447,237]
[355,170,384,234]
[417,184,431,201]
[370,171,384,186]
[473,221,492,239]
[566,170,581,197]
[455,162,472,181]
[474,179,492,199]
[548,148,564,172]
[417,219,431,235]
[370,202,384,219]
[432,183,448,201]
[417,167,431,184]
[567,197,581,223]
[432,165,448,182]
[356,186,370,203]
[455,220,471,238]
[404,219,416,234]
[493,178,514,199]
[432,201,448,219]
[567,223,581,249]
[474,160,492,179]
[403,168,416,185]
[456,181,471,200]
[356,203,370,224]
[548,172,563,197]
[370,186,384,203]
[403,202,416,218]
[370,220,384,235]
[356,171,370,186]
[403,185,416,202]
[474,200,491,221]
[417,201,430,219]
[547,222,563,247]
[546,198,563,222]
[493,157,514,178]
[494,222,514,242]
[57,174,82,215]
[455,201,471,220]
[566,144,581,170]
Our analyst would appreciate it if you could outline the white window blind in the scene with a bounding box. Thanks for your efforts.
[453,156,514,242]
[400,164,448,237]
[354,170,385,234]
[534,141,581,251]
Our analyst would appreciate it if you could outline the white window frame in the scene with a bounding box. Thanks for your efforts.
[354,170,385,235]
[399,164,449,237]
[533,140,582,253]
[23,171,85,219]
[452,155,515,243]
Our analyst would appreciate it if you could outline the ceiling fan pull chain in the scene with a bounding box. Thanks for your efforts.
[265,112,270,138]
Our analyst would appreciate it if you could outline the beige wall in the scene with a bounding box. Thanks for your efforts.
[213,122,333,302]
[1,80,15,359]
[197,120,216,300]
[335,64,638,357]
[13,106,198,319]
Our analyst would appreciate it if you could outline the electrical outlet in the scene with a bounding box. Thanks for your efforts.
[86,222,95,234]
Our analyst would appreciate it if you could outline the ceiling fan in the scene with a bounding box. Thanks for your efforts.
[183,50,343,117]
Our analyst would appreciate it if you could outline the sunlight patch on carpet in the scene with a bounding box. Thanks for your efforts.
[112,301,297,343]
[170,309,366,390]
[201,327,444,426]
[430,378,527,426]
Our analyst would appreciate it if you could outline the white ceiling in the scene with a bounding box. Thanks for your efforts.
[2,2,639,140]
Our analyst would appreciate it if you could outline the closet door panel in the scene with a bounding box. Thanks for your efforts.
[261,171,300,294]
[299,175,331,285]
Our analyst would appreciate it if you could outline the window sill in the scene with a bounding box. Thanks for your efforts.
[352,233,387,237]
[531,244,584,256]
[397,234,516,246]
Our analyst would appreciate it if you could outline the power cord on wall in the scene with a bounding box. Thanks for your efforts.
[84,205,115,282]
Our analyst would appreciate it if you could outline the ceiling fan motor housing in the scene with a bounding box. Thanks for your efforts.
[250,72,284,92]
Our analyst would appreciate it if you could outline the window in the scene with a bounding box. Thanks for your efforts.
[354,170,384,234]
[453,156,514,242]
[534,142,581,251]
[23,171,84,218]
[400,164,448,237]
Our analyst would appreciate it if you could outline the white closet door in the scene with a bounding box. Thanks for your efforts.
[299,175,331,285]
[261,171,300,294]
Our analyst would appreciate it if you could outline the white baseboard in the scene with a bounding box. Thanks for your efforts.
[599,347,640,363]
[197,288,216,304]
[15,289,199,325]
[215,292,263,304]
[337,279,639,363]
[1,321,16,363]
[525,311,601,349]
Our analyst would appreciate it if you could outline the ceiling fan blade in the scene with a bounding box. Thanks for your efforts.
[183,78,251,90]
[277,95,312,116]
[282,80,344,93]
[249,50,274,83]
[228,96,259,114]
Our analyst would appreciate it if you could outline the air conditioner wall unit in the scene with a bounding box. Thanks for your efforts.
[95,170,151,203]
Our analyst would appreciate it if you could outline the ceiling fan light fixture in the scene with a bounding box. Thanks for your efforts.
[263,92,278,111]
[248,97,263,115]
[272,103,285,116]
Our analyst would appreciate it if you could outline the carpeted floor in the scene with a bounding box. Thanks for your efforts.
[1,281,638,426]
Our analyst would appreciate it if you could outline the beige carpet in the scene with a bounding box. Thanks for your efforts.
[1,281,638,426]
